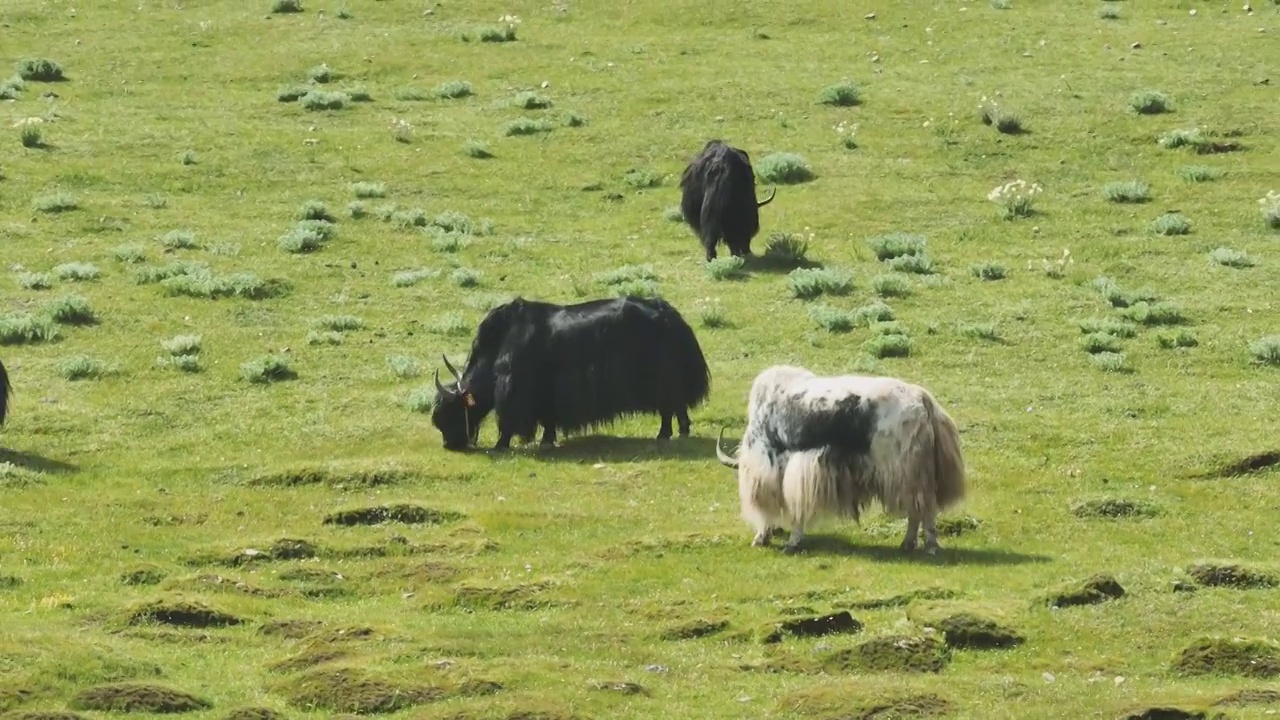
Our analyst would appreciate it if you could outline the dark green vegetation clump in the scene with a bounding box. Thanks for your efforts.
[247,467,410,487]
[825,635,951,673]
[1045,574,1126,608]
[1071,498,1160,519]
[275,667,498,714]
[779,683,952,718]
[4,713,93,720]
[70,683,212,713]
[1213,688,1280,706]
[759,611,862,644]
[1172,637,1280,678]
[222,708,284,720]
[322,504,464,526]
[928,613,1025,649]
[1185,562,1278,589]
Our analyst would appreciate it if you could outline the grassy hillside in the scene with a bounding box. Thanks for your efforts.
[2,1,1279,718]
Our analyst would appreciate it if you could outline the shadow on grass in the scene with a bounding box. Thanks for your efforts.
[481,434,723,464]
[779,533,1054,566]
[743,253,825,275]
[0,447,79,474]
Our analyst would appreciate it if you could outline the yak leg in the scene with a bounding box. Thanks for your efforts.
[676,408,692,438]
[900,515,920,552]
[922,513,940,555]
[704,243,718,262]
[493,432,513,451]
[656,413,674,441]
[782,524,807,555]
[538,421,557,448]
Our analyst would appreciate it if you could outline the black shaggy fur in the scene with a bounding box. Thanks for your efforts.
[432,295,712,451]
[0,357,9,429]
[679,139,776,263]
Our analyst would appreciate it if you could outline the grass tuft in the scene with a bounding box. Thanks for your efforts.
[54,262,100,282]
[44,294,97,325]
[760,232,810,267]
[33,192,79,213]
[862,332,912,359]
[437,80,473,99]
[241,355,296,383]
[1209,248,1254,269]
[1178,165,1220,183]
[787,267,853,300]
[463,140,493,159]
[16,58,65,82]
[818,81,861,107]
[1102,180,1151,203]
[1155,329,1198,349]
[808,305,855,333]
[16,271,53,290]
[1129,90,1172,115]
[970,262,1007,281]
[1151,213,1191,236]
[755,152,814,184]
[871,274,911,298]
[350,181,386,199]
[0,313,60,345]
[270,0,303,13]
[1249,336,1280,367]
[57,354,113,380]
[868,233,926,261]
[1089,351,1132,373]
[705,256,747,281]
[504,118,552,136]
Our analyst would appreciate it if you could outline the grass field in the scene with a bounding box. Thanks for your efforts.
[2,1,1280,718]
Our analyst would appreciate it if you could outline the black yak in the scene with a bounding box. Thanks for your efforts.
[715,365,967,555]
[0,357,9,429]
[679,139,777,263]
[431,295,712,451]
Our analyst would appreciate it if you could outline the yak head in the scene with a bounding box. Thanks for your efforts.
[715,427,740,469]
[431,354,487,451]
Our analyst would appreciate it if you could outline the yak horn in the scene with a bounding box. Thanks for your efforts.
[757,187,777,207]
[434,369,451,395]
[715,427,740,469]
[442,353,461,381]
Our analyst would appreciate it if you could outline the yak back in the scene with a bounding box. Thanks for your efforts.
[497,296,711,436]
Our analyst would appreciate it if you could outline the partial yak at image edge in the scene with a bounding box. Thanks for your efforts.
[715,365,967,556]
[0,357,10,430]
[431,295,712,452]
[679,139,776,263]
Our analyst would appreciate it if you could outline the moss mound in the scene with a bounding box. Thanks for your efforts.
[826,634,950,673]
[119,565,167,586]
[1071,498,1160,519]
[1213,688,1280,706]
[780,684,952,718]
[452,580,560,611]
[70,683,212,713]
[278,668,442,714]
[266,646,352,674]
[128,599,242,628]
[4,712,93,720]
[1173,637,1280,678]
[659,617,730,641]
[223,708,284,720]
[247,468,409,488]
[323,504,464,527]
[1045,573,1125,608]
[929,613,1024,649]
[760,611,863,644]
[936,515,981,536]
[258,619,325,639]
[1186,562,1278,589]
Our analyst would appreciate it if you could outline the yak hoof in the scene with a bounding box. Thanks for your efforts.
[751,533,771,547]
[924,543,940,556]
[782,544,803,556]
[900,539,917,552]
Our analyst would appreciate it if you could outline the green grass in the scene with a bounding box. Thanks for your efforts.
[2,4,1279,719]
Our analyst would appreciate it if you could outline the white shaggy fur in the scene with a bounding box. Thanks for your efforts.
[717,365,967,555]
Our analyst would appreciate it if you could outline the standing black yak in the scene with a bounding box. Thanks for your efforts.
[679,139,777,263]
[0,357,9,430]
[431,295,712,452]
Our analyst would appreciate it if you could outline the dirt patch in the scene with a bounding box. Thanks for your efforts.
[222,708,284,720]
[4,713,93,720]
[70,683,212,713]
[586,680,648,695]
[452,581,563,611]
[927,613,1024,649]
[119,565,167,586]
[128,599,243,628]
[1045,573,1125,608]
[1173,637,1280,678]
[1186,562,1277,589]
[659,617,730,641]
[266,646,352,674]
[1117,709,1211,720]
[1200,451,1280,478]
[936,515,981,537]
[826,635,950,673]
[278,668,440,714]
[258,620,326,639]
[1214,688,1280,706]
[845,587,959,610]
[1071,498,1159,519]
[760,611,862,644]
[322,504,464,527]
[780,685,952,719]
[247,468,411,488]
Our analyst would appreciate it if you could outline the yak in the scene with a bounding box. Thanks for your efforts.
[679,139,777,263]
[714,365,967,556]
[431,295,712,452]
[0,357,9,430]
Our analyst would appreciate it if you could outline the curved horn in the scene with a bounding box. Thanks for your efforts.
[715,427,740,469]
[434,369,451,395]
[442,353,461,381]
[757,187,777,207]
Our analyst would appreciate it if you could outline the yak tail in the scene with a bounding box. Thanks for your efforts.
[0,357,10,427]
[922,390,966,510]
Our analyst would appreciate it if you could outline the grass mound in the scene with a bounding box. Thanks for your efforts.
[5,713,93,720]
[1185,562,1278,589]
[222,708,284,720]
[266,646,352,674]
[1071,498,1160,519]
[1117,709,1211,720]
[928,613,1025,649]
[759,611,862,644]
[1213,688,1280,706]
[322,504,464,527]
[780,684,952,719]
[823,635,950,673]
[1044,573,1126,608]
[70,683,212,713]
[452,580,562,611]
[127,599,243,628]
[659,617,730,641]
[276,667,500,714]
[246,468,410,487]
[1172,637,1280,678]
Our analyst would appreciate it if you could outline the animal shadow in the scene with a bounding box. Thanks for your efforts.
[743,253,824,275]
[0,447,79,475]
[783,533,1053,566]
[496,434,721,464]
